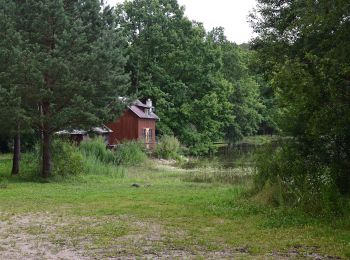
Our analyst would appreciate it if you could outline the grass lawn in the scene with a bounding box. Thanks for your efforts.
[0,154,349,259]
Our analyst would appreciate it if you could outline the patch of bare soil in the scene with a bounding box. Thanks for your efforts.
[0,213,249,259]
[269,246,342,259]
[0,213,339,259]
[0,213,88,259]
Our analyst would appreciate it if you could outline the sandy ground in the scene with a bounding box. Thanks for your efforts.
[0,213,252,259]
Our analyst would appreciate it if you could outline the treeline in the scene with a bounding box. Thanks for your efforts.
[0,0,272,177]
[115,0,270,154]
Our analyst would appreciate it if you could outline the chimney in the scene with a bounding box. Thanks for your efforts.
[146,98,152,108]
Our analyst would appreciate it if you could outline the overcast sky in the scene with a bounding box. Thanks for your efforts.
[107,0,257,44]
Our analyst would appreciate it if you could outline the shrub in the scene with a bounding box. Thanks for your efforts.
[20,151,40,180]
[79,138,116,164]
[52,140,84,177]
[115,141,147,166]
[254,141,347,216]
[155,135,181,159]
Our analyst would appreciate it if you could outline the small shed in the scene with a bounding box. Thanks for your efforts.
[91,125,113,145]
[56,125,113,145]
[107,99,159,148]
[55,129,88,144]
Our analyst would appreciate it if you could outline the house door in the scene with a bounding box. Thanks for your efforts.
[145,128,150,143]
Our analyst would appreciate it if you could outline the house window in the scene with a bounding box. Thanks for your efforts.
[142,129,147,140]
[149,129,153,142]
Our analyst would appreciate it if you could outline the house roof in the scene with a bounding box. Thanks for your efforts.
[129,105,160,120]
[129,100,159,120]
[56,129,88,135]
[56,125,113,136]
[134,100,149,108]
[91,125,113,134]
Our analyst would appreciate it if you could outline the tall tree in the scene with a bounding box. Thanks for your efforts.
[0,0,28,175]
[116,0,237,154]
[207,27,265,143]
[251,0,350,194]
[7,0,128,177]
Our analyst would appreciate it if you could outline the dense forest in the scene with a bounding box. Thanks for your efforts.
[0,0,349,214]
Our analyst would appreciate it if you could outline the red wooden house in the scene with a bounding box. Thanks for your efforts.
[107,99,159,148]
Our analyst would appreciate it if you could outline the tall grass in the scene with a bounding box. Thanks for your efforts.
[114,141,148,166]
[80,138,116,164]
[182,167,254,185]
[82,153,125,177]
[79,138,126,176]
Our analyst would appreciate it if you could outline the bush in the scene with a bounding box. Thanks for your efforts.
[115,141,148,166]
[52,140,84,177]
[254,142,348,216]
[79,138,116,164]
[16,140,84,180]
[20,151,40,180]
[155,135,181,159]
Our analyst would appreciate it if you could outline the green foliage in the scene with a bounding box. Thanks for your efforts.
[12,140,84,180]
[207,29,265,143]
[155,135,181,159]
[116,0,264,154]
[0,176,9,189]
[51,140,84,177]
[19,148,41,180]
[80,138,116,164]
[82,152,124,177]
[114,141,148,166]
[251,0,350,213]
[79,138,125,176]
[254,143,347,216]
[0,0,129,177]
[182,167,253,185]
[80,138,148,167]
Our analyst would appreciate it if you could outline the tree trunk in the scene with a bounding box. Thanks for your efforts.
[11,131,20,176]
[42,131,52,178]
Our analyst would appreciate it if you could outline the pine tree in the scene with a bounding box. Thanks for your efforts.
[0,0,27,175]
[7,0,128,177]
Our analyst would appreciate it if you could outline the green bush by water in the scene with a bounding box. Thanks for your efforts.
[155,135,181,159]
